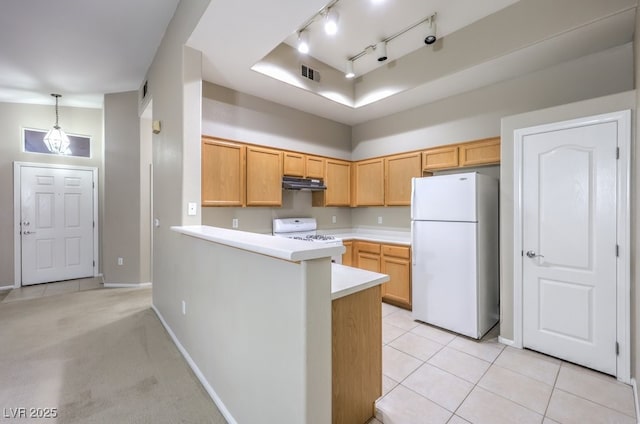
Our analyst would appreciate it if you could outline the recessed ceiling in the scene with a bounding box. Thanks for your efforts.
[0,0,180,108]
[189,0,636,125]
[281,0,519,78]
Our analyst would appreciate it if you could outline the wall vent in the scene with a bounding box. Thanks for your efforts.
[301,65,320,82]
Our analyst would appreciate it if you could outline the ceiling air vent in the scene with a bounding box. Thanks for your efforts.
[301,65,320,82]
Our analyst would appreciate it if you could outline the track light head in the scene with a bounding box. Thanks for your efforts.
[324,9,339,36]
[297,31,309,54]
[345,61,355,79]
[424,14,437,45]
[376,41,387,62]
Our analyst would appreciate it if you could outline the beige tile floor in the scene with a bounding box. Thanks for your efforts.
[1,277,103,303]
[372,303,638,424]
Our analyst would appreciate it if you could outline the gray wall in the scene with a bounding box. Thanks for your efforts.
[633,6,640,382]
[0,102,103,287]
[201,82,353,233]
[103,91,149,284]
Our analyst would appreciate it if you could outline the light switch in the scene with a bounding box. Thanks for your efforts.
[188,202,197,216]
[377,216,383,224]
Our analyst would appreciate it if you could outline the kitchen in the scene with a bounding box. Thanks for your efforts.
[1,0,639,423]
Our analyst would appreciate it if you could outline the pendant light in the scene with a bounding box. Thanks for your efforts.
[43,93,71,155]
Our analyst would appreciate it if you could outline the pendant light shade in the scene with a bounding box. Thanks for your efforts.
[297,31,309,54]
[43,94,71,155]
[345,60,355,79]
[324,9,339,35]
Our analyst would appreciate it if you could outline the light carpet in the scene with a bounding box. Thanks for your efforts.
[0,286,227,423]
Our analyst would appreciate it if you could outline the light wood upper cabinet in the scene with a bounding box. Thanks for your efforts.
[305,155,325,179]
[246,146,282,207]
[353,158,385,206]
[459,137,501,167]
[385,152,422,206]
[422,145,459,171]
[283,152,305,177]
[381,244,411,310]
[314,159,351,206]
[201,138,245,207]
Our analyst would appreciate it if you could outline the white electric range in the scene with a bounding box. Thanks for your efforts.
[272,218,343,264]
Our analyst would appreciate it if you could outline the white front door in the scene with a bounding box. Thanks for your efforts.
[520,119,618,375]
[21,166,95,285]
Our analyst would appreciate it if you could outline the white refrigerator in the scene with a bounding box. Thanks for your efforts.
[411,172,499,339]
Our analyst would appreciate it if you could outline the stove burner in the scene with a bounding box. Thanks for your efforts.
[304,234,336,241]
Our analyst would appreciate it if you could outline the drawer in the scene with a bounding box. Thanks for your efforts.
[357,241,380,254]
[382,245,410,259]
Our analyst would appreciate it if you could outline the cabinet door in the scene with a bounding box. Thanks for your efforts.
[357,252,381,273]
[459,137,501,167]
[324,159,351,206]
[201,138,245,206]
[422,146,459,171]
[353,158,384,206]
[385,152,422,206]
[306,156,325,179]
[246,146,283,206]
[342,241,353,266]
[381,245,412,310]
[283,152,305,177]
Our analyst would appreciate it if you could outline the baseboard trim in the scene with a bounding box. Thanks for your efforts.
[151,304,237,424]
[498,336,516,347]
[103,282,152,288]
[0,285,13,291]
[631,378,640,424]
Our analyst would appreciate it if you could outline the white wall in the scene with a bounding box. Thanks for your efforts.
[0,102,103,287]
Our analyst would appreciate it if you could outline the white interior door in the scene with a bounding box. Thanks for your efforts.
[521,120,617,375]
[21,166,95,285]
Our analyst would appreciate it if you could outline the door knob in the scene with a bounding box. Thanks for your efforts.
[22,230,36,235]
[22,221,30,226]
[526,250,544,259]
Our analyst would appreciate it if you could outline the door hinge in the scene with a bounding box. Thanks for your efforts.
[616,245,619,257]
[93,221,95,228]
[521,250,524,257]
[93,182,95,188]
[616,147,620,159]
[93,260,95,267]
[616,342,619,355]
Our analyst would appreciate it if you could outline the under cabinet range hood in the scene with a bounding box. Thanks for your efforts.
[282,176,327,191]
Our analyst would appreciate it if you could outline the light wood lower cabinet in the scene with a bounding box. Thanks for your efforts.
[246,146,282,206]
[381,245,412,309]
[201,138,245,207]
[353,241,412,310]
[342,241,353,266]
[332,285,381,424]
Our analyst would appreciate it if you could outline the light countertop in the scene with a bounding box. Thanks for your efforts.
[172,225,345,262]
[321,229,411,246]
[331,263,389,300]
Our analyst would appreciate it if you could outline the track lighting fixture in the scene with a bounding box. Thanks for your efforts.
[424,14,437,45]
[297,31,309,54]
[376,42,388,62]
[324,8,339,35]
[345,60,355,79]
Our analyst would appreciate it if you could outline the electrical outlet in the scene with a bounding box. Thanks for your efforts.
[332,215,337,224]
[232,218,239,228]
[181,300,186,315]
[117,257,123,266]
[377,216,383,224]
[187,202,197,216]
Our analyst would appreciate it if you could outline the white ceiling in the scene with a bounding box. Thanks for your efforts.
[0,0,635,124]
[0,0,180,108]
[189,0,637,125]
